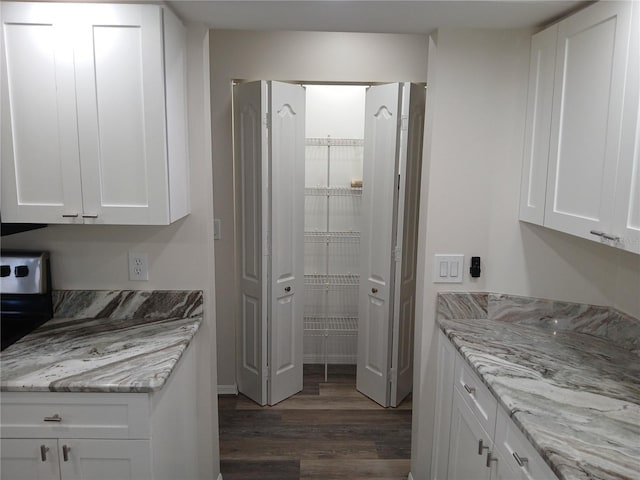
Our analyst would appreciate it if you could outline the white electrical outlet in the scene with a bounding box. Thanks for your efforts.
[128,252,149,281]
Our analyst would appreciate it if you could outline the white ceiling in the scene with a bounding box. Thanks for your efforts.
[167,0,589,34]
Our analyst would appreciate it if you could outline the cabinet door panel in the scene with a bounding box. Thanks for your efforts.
[614,2,640,254]
[519,24,557,225]
[447,388,492,480]
[0,3,83,223]
[74,4,169,224]
[0,438,60,480]
[58,439,151,480]
[545,2,632,239]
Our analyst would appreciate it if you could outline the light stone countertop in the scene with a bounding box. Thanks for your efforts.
[0,290,203,393]
[438,317,640,480]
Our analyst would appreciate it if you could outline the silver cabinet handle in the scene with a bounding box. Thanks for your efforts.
[44,414,62,422]
[478,439,489,455]
[589,230,605,237]
[82,214,98,218]
[40,445,49,462]
[513,451,528,467]
[62,445,71,462]
[486,452,498,468]
[602,233,621,242]
[62,213,79,218]
[463,384,476,395]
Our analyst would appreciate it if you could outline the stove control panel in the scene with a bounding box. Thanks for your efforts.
[0,251,50,294]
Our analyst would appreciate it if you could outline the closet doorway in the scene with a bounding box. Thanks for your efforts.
[233,81,424,408]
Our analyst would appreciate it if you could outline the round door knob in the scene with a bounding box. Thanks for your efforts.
[285,286,291,292]
[371,288,378,294]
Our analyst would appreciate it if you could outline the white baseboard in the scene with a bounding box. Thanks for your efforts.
[407,473,414,480]
[217,384,238,395]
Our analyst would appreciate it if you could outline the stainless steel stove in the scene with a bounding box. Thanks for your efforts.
[0,251,53,350]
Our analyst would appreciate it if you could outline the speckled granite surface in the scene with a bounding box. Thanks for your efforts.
[0,290,203,393]
[437,292,640,480]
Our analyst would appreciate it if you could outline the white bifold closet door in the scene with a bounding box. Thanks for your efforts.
[234,80,305,406]
[357,83,424,408]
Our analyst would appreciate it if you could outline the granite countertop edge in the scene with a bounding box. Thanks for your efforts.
[436,318,640,480]
[0,316,203,394]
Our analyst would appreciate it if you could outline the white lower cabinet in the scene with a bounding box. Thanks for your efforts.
[433,331,558,480]
[1,438,150,480]
[1,343,199,480]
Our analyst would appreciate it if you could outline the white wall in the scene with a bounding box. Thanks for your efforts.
[305,85,366,139]
[209,29,429,387]
[1,21,220,480]
[410,27,640,479]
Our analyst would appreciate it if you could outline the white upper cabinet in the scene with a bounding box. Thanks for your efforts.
[520,1,638,253]
[614,2,640,255]
[1,2,189,225]
[519,24,558,225]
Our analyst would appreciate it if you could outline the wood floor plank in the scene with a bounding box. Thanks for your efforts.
[299,459,411,479]
[220,460,300,480]
[219,365,412,480]
[221,438,381,460]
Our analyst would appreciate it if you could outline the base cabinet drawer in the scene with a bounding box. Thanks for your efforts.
[454,354,498,438]
[0,393,150,439]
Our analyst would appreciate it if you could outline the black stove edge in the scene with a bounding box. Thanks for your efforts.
[1,223,48,237]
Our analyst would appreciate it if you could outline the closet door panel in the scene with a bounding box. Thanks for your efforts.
[357,83,402,407]
[268,81,305,406]
[391,83,424,406]
[234,81,268,406]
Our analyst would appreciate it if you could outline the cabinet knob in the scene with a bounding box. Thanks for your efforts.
[62,445,71,462]
[43,414,62,422]
[512,451,528,467]
[371,288,378,294]
[40,445,49,462]
[285,286,291,292]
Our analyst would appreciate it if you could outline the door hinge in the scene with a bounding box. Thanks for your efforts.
[401,114,409,131]
[393,245,401,262]
[263,112,271,129]
[264,230,272,256]
[263,365,270,380]
[389,367,397,384]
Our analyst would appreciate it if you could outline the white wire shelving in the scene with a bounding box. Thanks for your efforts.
[304,231,360,243]
[304,273,360,288]
[304,186,363,197]
[305,137,364,147]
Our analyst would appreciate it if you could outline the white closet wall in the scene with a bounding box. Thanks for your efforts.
[304,85,366,366]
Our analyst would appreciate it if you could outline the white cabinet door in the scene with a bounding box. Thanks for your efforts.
[447,387,493,480]
[431,331,456,480]
[58,439,151,480]
[73,4,170,225]
[0,3,83,223]
[614,2,640,255]
[234,81,269,406]
[357,83,402,407]
[544,1,633,241]
[390,83,424,407]
[268,81,305,406]
[0,438,60,480]
[519,24,558,225]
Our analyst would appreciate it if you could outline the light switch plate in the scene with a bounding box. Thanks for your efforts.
[433,254,464,283]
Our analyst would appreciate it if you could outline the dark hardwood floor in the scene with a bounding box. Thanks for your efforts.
[218,364,412,480]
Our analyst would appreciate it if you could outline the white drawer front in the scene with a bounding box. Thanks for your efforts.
[495,408,557,480]
[0,392,150,439]
[454,354,498,437]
